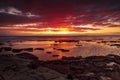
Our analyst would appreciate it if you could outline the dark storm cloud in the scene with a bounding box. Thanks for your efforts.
[0,0,120,27]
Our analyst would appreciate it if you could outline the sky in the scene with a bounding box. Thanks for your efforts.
[0,0,120,36]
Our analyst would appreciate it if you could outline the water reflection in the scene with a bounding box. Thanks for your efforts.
[0,36,120,61]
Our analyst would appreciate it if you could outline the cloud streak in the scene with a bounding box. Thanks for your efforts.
[0,7,39,18]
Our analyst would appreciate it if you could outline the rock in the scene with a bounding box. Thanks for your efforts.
[0,54,67,80]
[93,61,106,68]
[2,47,12,51]
[0,74,5,80]
[12,49,23,53]
[106,62,117,67]
[52,55,60,57]
[0,43,4,45]
[16,53,38,60]
[75,44,82,46]
[62,56,82,60]
[110,44,120,47]
[23,48,33,52]
[100,76,111,80]
[0,48,3,52]
[27,60,40,69]
[62,49,70,52]
[46,51,52,54]
[53,77,68,80]
[57,49,70,52]
[35,48,44,51]
[107,54,120,64]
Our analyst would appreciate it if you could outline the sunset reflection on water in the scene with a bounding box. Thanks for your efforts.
[0,36,120,61]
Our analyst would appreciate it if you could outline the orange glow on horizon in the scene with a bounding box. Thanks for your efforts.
[0,23,120,36]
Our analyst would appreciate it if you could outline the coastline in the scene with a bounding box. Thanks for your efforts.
[0,54,67,80]
[0,53,120,80]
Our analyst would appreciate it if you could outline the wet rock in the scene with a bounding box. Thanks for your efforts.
[57,49,70,52]
[23,48,33,52]
[66,74,74,80]
[27,60,40,69]
[46,51,52,54]
[2,47,12,51]
[40,54,120,80]
[0,54,14,59]
[0,43,4,45]
[12,49,22,53]
[107,54,120,64]
[100,76,111,80]
[62,56,82,60]
[57,49,64,51]
[0,74,5,80]
[76,76,99,80]
[0,48,3,52]
[93,61,106,68]
[53,76,68,80]
[16,53,38,60]
[35,48,44,51]
[110,44,120,47]
[52,55,60,57]
[106,62,117,67]
[0,54,67,80]
[85,40,93,42]
[62,49,70,52]
[85,56,107,62]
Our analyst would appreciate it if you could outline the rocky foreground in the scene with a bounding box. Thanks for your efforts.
[40,55,120,80]
[0,53,120,80]
[0,54,67,80]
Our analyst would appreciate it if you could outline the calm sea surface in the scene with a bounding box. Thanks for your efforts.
[0,36,120,61]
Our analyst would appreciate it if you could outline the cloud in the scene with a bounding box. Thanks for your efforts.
[0,0,120,36]
[0,7,39,18]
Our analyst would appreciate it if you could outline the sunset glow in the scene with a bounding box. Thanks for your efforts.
[0,0,120,36]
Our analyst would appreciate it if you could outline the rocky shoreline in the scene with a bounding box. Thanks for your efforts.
[0,54,67,80]
[0,53,120,80]
[39,54,120,80]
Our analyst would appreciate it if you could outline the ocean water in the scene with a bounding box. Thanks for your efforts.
[0,36,120,61]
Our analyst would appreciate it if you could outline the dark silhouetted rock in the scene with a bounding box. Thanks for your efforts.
[27,60,40,69]
[85,56,107,61]
[16,53,38,60]
[57,49,70,52]
[110,44,120,48]
[23,48,33,52]
[85,40,93,42]
[66,74,73,80]
[0,54,67,80]
[12,49,23,53]
[2,47,12,51]
[62,56,82,60]
[62,49,69,52]
[52,55,59,57]
[46,51,52,54]
[0,43,4,45]
[0,74,5,80]
[0,48,3,52]
[35,48,44,51]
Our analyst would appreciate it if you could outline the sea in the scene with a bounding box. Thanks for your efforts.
[0,35,120,61]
